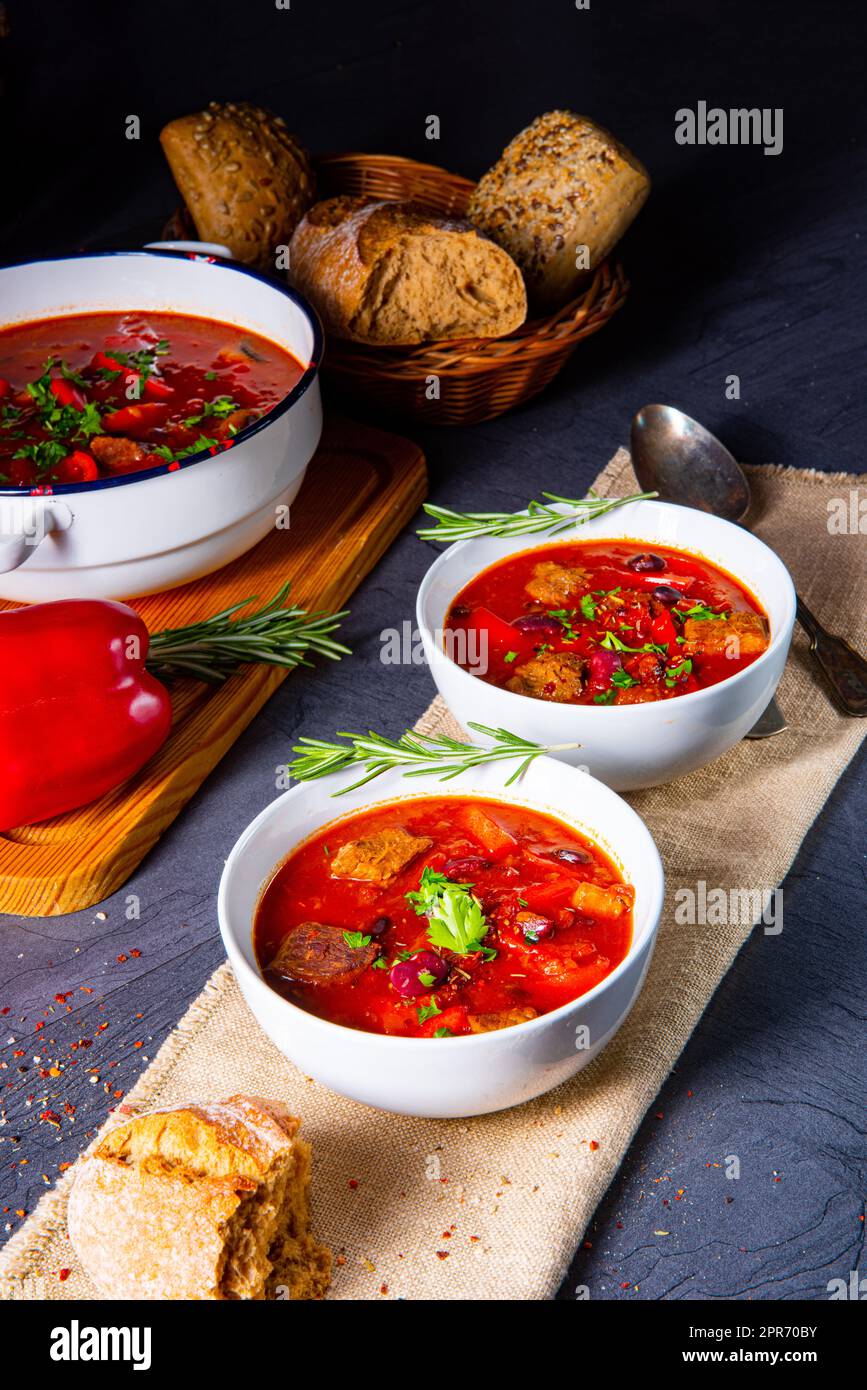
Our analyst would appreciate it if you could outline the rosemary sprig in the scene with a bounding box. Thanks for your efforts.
[416,488,657,543]
[288,722,580,794]
[146,584,350,683]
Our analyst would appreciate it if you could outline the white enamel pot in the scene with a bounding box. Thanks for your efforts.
[417,500,797,791]
[0,249,323,602]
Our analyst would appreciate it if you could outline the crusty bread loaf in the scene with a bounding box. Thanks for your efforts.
[468,111,650,312]
[160,102,314,269]
[67,1095,331,1300]
[289,196,527,344]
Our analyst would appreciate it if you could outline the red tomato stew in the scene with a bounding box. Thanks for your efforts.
[444,540,770,705]
[254,796,634,1038]
[0,311,305,487]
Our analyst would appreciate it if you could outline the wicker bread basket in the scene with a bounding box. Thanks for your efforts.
[166,151,630,426]
[311,153,630,425]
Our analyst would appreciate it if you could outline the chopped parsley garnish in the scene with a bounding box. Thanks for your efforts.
[547,608,579,640]
[151,434,220,463]
[12,439,67,473]
[664,657,693,688]
[580,593,597,620]
[674,603,729,622]
[417,970,437,987]
[183,395,238,426]
[342,930,372,949]
[106,339,170,384]
[503,650,519,663]
[417,999,442,1025]
[599,631,666,657]
[610,668,638,689]
[372,957,389,970]
[406,866,489,956]
[593,690,616,705]
[433,1026,454,1038]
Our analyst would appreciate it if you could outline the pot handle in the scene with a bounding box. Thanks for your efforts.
[0,502,73,574]
[145,238,235,259]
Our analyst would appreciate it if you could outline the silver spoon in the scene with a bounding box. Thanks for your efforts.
[630,405,867,720]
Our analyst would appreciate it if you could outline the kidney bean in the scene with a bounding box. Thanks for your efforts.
[369,916,391,936]
[552,847,591,865]
[588,648,622,686]
[516,911,555,943]
[511,613,564,635]
[389,951,449,998]
[443,856,491,878]
[626,553,666,573]
[651,584,682,604]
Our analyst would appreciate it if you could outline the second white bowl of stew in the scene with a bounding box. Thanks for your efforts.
[417,499,796,790]
[0,250,322,601]
[218,757,664,1118]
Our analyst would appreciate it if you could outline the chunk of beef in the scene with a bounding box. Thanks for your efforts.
[524,560,589,607]
[468,1006,538,1033]
[571,881,634,918]
[89,435,152,474]
[683,611,769,658]
[506,651,585,702]
[330,827,432,885]
[266,921,379,985]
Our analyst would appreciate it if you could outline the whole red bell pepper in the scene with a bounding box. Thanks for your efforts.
[0,589,347,831]
[0,600,173,830]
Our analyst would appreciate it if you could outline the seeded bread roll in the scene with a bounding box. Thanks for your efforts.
[67,1095,331,1300]
[160,102,314,269]
[289,196,527,345]
[468,111,650,312]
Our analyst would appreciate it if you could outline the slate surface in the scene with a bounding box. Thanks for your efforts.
[0,0,864,1300]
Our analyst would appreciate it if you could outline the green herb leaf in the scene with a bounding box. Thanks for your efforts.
[288,723,582,797]
[433,1026,454,1038]
[146,583,349,683]
[580,593,597,620]
[417,489,658,543]
[342,931,372,949]
[417,999,442,1024]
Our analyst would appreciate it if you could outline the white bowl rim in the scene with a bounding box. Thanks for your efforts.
[0,249,324,498]
[416,499,797,714]
[218,763,666,1050]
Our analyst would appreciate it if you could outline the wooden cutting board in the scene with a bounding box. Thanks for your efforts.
[0,419,427,917]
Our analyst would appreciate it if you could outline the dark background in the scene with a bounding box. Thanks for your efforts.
[0,0,864,1300]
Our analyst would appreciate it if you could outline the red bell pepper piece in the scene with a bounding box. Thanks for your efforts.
[466,607,537,668]
[101,402,169,437]
[0,601,173,830]
[49,377,86,410]
[0,377,9,399]
[53,451,98,484]
[143,377,174,402]
[4,458,39,487]
[625,570,695,594]
[650,609,678,649]
[91,350,125,373]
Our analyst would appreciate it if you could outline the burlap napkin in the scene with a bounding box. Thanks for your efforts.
[1,451,864,1301]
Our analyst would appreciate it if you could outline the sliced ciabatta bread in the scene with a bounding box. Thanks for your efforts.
[289,196,527,345]
[67,1094,331,1300]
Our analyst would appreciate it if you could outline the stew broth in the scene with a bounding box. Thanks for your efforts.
[254,795,634,1039]
[444,540,770,705]
[0,310,305,486]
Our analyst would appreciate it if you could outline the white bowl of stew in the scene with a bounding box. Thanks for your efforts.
[417,500,797,790]
[218,758,664,1118]
[0,249,322,601]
